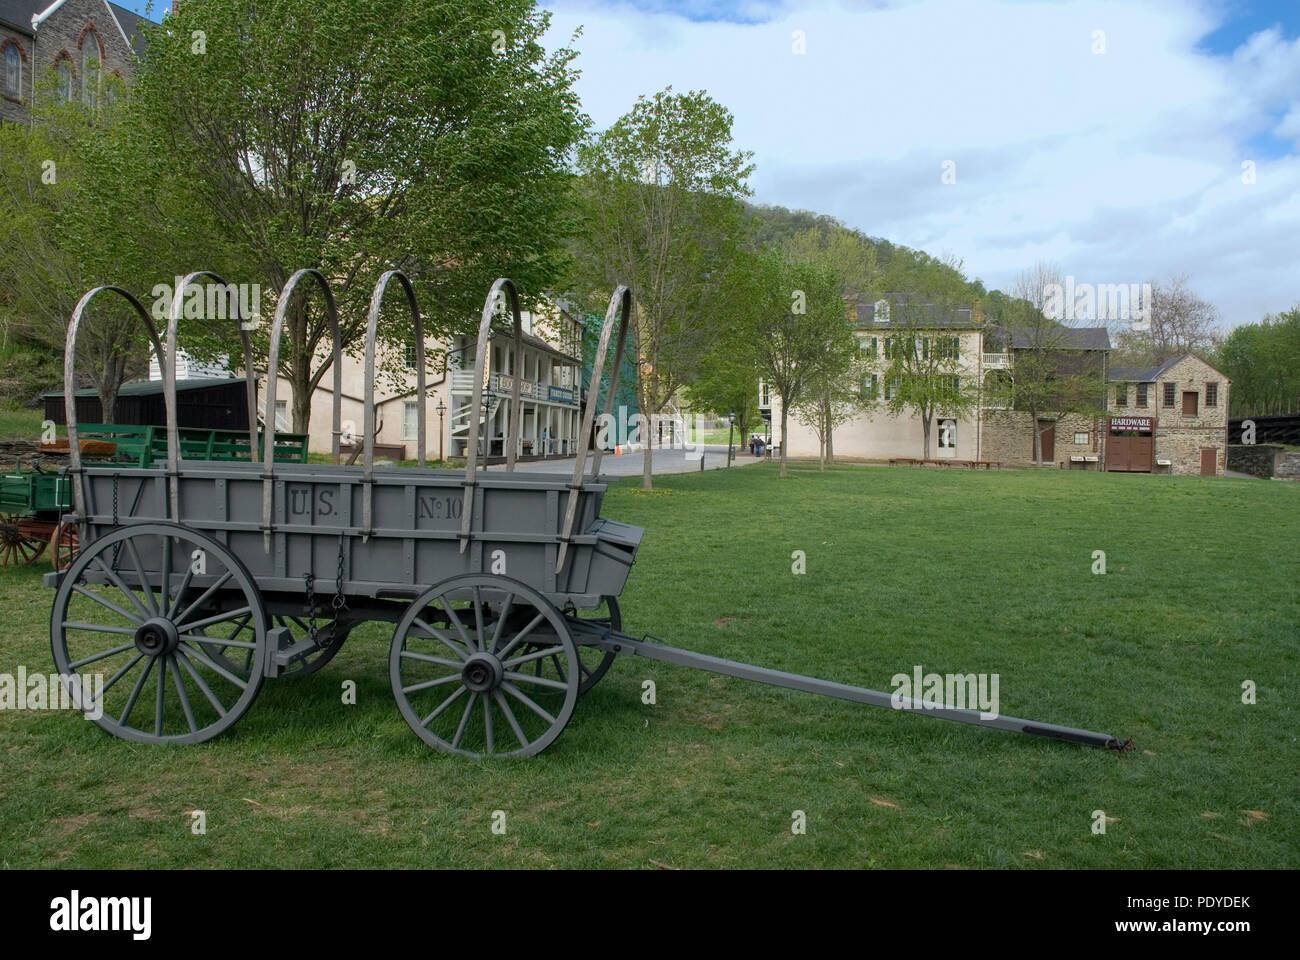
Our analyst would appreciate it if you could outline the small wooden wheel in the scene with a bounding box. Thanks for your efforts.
[390,574,580,758]
[50,522,268,744]
[50,520,80,571]
[1,514,47,566]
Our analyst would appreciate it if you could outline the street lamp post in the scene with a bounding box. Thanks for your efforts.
[436,399,446,464]
[727,411,735,467]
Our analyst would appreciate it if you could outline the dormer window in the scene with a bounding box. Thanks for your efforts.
[874,299,890,324]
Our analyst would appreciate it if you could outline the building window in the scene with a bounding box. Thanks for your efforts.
[56,59,72,101]
[1136,383,1148,408]
[1162,382,1174,407]
[1206,382,1218,407]
[885,376,901,401]
[1074,432,1089,445]
[874,299,890,324]
[3,44,20,100]
[759,380,770,407]
[403,401,419,440]
[938,419,956,449]
[1115,384,1127,407]
[405,342,418,370]
[861,373,878,399]
[273,400,290,432]
[80,38,98,109]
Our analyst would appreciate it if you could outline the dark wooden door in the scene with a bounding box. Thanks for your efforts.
[1183,391,1199,416]
[1034,421,1055,463]
[1200,447,1216,476]
[1107,434,1153,472]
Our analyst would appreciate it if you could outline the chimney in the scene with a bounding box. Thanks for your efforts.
[972,299,983,325]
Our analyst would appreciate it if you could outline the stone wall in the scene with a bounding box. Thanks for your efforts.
[1226,444,1284,478]
[0,0,138,124]
[980,410,1104,468]
[1276,453,1300,480]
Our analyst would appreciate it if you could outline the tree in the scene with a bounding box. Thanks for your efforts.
[1111,273,1220,367]
[0,72,159,421]
[570,87,754,489]
[686,338,761,465]
[128,0,587,432]
[1004,263,1108,464]
[876,256,979,458]
[1217,306,1300,415]
[731,250,849,477]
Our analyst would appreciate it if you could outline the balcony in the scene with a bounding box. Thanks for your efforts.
[981,353,1011,370]
[450,370,578,405]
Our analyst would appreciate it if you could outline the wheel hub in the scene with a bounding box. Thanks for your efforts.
[461,652,503,693]
[134,617,180,657]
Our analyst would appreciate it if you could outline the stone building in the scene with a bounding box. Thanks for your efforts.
[1106,354,1230,476]
[0,0,151,125]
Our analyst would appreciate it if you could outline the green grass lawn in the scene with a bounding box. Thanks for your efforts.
[0,406,46,443]
[0,464,1295,868]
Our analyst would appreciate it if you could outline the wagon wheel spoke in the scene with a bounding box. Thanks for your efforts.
[419,685,468,729]
[119,655,156,728]
[451,693,478,750]
[168,654,198,735]
[69,640,136,670]
[176,605,253,634]
[492,690,529,749]
[495,612,545,661]
[175,649,228,718]
[124,537,159,617]
[472,587,485,652]
[391,575,579,758]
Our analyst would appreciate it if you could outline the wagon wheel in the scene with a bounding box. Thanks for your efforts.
[390,574,580,758]
[50,520,80,572]
[1,513,47,566]
[196,615,351,679]
[50,521,268,745]
[547,596,620,695]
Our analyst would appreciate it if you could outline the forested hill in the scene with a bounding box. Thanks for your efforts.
[744,201,1012,324]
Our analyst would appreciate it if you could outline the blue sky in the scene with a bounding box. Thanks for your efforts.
[116,0,1300,328]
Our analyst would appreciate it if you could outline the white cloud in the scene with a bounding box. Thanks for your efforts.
[543,0,1300,327]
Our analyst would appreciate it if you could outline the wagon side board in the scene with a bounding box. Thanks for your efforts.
[60,462,641,609]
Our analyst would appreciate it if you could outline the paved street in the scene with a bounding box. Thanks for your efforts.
[485,443,769,476]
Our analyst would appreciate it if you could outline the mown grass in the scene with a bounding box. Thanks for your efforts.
[0,406,47,444]
[0,464,1295,868]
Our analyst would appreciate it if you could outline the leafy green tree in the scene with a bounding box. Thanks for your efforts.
[729,249,850,477]
[0,72,161,421]
[570,87,753,489]
[1217,306,1300,415]
[127,0,587,431]
[873,255,980,458]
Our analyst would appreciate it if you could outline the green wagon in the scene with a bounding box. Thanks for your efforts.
[1,425,308,568]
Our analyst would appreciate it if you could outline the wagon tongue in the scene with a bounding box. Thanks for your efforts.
[576,630,1123,750]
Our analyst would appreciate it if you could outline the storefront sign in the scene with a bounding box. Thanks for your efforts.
[1110,416,1152,433]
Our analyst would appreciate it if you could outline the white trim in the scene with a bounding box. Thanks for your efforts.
[32,0,71,32]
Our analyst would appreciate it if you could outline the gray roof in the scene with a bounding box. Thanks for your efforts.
[854,294,976,329]
[1108,353,1225,383]
[43,377,246,399]
[107,2,150,54]
[0,0,36,32]
[1009,326,1110,351]
[0,2,155,52]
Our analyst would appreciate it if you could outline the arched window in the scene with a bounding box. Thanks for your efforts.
[80,34,99,109]
[2,44,19,100]
[56,59,71,101]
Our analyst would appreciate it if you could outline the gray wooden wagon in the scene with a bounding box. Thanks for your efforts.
[47,271,1127,757]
